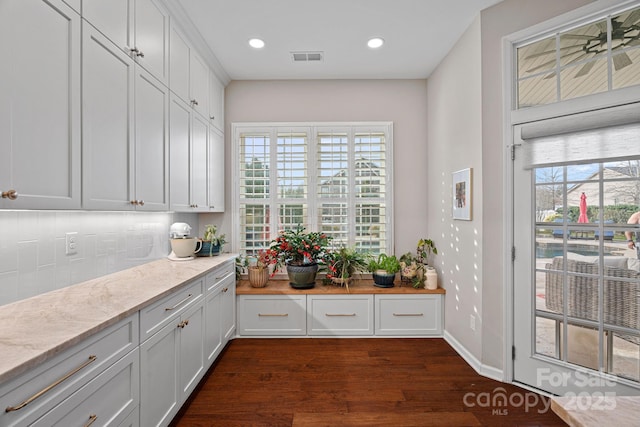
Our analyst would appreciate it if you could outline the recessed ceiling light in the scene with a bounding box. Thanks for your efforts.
[249,38,265,49]
[367,37,384,49]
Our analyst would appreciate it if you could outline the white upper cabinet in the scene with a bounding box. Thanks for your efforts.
[208,127,225,212]
[209,71,225,131]
[0,0,81,209]
[191,113,209,211]
[189,52,210,118]
[169,24,210,119]
[83,24,168,211]
[169,96,192,212]
[82,0,169,85]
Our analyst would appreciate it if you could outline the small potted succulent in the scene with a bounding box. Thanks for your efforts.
[197,224,226,257]
[367,253,401,288]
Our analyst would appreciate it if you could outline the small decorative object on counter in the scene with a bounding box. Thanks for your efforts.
[368,253,401,288]
[425,266,438,290]
[196,224,226,257]
[324,247,368,292]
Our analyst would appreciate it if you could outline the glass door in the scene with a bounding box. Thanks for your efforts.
[513,138,640,395]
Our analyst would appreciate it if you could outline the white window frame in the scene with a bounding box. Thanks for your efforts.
[231,121,394,258]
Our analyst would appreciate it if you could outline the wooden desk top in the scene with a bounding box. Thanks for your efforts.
[236,278,446,295]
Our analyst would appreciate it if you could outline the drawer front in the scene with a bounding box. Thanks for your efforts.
[238,295,306,336]
[205,260,235,293]
[307,295,373,336]
[0,314,138,427]
[140,279,203,342]
[32,348,139,427]
[375,295,443,336]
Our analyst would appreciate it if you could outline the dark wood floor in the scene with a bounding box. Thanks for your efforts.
[171,338,567,427]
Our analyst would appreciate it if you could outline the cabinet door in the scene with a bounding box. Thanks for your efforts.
[307,295,374,336]
[204,286,223,365]
[81,0,133,55]
[169,24,190,103]
[189,52,209,118]
[238,295,307,336]
[208,126,225,212]
[179,301,205,398]
[135,68,169,211]
[31,349,139,427]
[140,320,179,427]
[169,95,192,211]
[220,278,236,342]
[209,72,225,131]
[82,24,135,210]
[190,113,209,211]
[0,0,81,209]
[134,0,169,85]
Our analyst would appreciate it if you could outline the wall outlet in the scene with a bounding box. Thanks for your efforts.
[65,232,78,255]
[470,314,476,331]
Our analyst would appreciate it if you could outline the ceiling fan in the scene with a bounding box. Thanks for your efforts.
[525,9,640,77]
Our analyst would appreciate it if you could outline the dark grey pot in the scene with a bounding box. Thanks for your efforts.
[286,263,318,289]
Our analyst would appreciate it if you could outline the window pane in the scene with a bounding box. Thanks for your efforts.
[355,132,386,199]
[240,204,271,251]
[319,203,348,246]
[518,73,557,108]
[613,48,640,90]
[277,132,307,199]
[560,57,608,101]
[278,204,307,231]
[240,134,270,199]
[317,132,348,199]
[356,203,386,255]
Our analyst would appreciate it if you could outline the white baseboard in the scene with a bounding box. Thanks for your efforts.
[444,330,505,382]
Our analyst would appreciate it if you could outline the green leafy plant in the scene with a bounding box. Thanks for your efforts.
[201,224,226,256]
[325,247,369,281]
[367,253,401,274]
[269,224,332,270]
[416,238,438,265]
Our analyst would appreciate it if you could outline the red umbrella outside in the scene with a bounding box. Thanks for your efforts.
[578,192,588,223]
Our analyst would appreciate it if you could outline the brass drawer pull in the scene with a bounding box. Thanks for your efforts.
[165,294,193,311]
[325,313,356,317]
[177,319,190,328]
[393,313,424,317]
[84,414,98,427]
[1,189,18,200]
[5,355,97,412]
[258,313,288,317]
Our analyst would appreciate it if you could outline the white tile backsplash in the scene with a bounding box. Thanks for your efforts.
[0,211,198,306]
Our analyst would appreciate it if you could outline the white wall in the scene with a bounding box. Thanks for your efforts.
[425,0,594,372]
[224,79,429,255]
[427,16,484,359]
[0,211,198,306]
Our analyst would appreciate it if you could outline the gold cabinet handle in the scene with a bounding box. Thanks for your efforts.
[84,414,98,427]
[222,287,229,293]
[190,99,199,106]
[177,319,190,328]
[138,200,144,206]
[5,355,97,412]
[325,313,356,317]
[393,313,424,317]
[165,294,193,311]
[258,313,288,317]
[1,189,18,200]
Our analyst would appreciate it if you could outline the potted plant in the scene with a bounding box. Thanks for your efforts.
[269,224,332,289]
[325,247,369,291]
[367,253,401,288]
[416,238,438,290]
[246,249,277,288]
[399,252,422,287]
[197,224,226,257]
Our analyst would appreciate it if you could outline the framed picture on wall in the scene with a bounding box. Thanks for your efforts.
[452,168,472,220]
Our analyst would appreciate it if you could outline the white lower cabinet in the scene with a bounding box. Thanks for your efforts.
[0,315,138,427]
[31,348,139,427]
[307,295,374,336]
[204,263,235,364]
[139,280,204,427]
[238,295,307,336]
[375,295,443,336]
[237,292,444,338]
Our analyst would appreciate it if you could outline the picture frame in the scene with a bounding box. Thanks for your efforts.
[452,168,472,220]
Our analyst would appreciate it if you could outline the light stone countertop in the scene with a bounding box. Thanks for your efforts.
[0,254,236,385]
[551,395,640,426]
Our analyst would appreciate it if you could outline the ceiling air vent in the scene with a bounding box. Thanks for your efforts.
[291,51,323,62]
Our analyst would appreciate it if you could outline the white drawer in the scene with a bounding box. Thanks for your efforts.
[31,348,139,427]
[307,295,373,336]
[375,295,443,336]
[139,279,203,342]
[238,295,306,336]
[205,261,235,293]
[0,314,138,427]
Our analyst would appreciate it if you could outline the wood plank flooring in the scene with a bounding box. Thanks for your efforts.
[170,338,567,427]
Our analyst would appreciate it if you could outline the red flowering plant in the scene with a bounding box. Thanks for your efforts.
[269,224,332,271]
